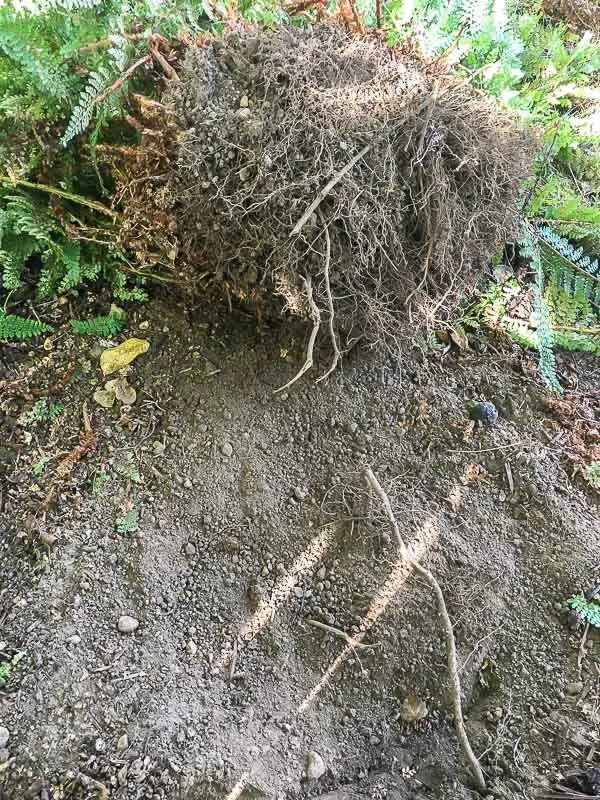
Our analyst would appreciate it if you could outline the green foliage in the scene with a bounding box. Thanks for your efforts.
[0,311,53,340]
[33,456,51,475]
[585,461,600,489]
[70,309,126,336]
[93,468,111,496]
[568,593,600,628]
[0,661,12,687]
[116,507,139,534]
[26,399,64,424]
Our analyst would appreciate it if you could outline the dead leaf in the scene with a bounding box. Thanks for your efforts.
[100,338,149,376]
[113,377,137,405]
[460,463,489,485]
[449,327,469,350]
[94,385,116,408]
[400,695,428,724]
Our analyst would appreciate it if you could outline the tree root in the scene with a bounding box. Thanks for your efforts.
[364,467,486,792]
[273,276,321,394]
[316,221,342,383]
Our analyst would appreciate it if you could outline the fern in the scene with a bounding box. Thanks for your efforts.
[116,507,139,534]
[585,461,600,489]
[0,311,53,340]
[70,310,126,336]
[61,69,111,147]
[568,593,600,628]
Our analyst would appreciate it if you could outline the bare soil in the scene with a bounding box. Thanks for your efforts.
[1,297,599,800]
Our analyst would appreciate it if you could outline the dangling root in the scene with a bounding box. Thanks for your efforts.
[274,276,321,394]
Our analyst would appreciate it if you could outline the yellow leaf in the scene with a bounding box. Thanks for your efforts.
[100,338,149,376]
[400,695,428,724]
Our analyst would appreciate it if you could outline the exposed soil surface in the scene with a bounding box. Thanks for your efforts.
[1,298,599,800]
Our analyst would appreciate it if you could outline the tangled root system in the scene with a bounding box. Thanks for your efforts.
[120,24,534,369]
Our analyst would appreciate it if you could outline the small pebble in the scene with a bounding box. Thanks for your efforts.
[567,681,584,696]
[117,615,139,634]
[0,749,8,764]
[222,443,233,458]
[95,737,106,753]
[117,734,129,751]
[306,750,326,781]
[239,94,249,108]
[294,486,307,501]
[0,727,8,749]
[184,542,196,556]
[186,639,198,656]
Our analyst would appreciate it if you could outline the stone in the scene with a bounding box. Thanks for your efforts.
[294,486,307,501]
[95,737,106,753]
[0,748,8,764]
[567,681,584,695]
[117,733,129,751]
[184,542,196,556]
[0,727,8,748]
[117,615,139,634]
[186,639,198,656]
[306,750,326,781]
[222,442,233,458]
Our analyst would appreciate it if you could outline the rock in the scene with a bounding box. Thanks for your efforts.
[222,442,233,457]
[117,615,139,634]
[186,639,198,656]
[316,566,327,580]
[0,748,9,764]
[0,727,8,748]
[117,733,129,751]
[95,737,106,753]
[306,750,326,781]
[239,94,249,108]
[294,486,307,501]
[184,542,196,556]
[567,681,584,695]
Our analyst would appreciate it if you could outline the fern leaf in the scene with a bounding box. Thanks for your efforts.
[61,69,110,147]
[0,312,54,340]
[70,310,126,336]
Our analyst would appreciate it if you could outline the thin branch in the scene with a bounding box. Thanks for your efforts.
[316,221,341,382]
[289,144,371,237]
[0,176,117,219]
[274,276,321,393]
[364,467,486,792]
[305,618,377,650]
[93,54,152,106]
[150,46,180,82]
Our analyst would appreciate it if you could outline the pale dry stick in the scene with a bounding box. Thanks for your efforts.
[93,54,152,106]
[273,276,321,394]
[364,467,486,792]
[305,618,378,651]
[316,221,342,383]
[289,144,371,237]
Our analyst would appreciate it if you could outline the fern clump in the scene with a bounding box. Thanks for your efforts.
[0,311,53,340]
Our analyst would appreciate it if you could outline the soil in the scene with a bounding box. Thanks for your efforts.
[1,296,599,800]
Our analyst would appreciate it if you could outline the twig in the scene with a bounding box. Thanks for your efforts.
[0,176,117,219]
[150,46,180,81]
[577,623,590,674]
[305,618,377,651]
[93,54,152,105]
[364,467,486,792]
[316,221,341,382]
[447,441,524,455]
[274,276,321,393]
[289,144,371,237]
[375,0,381,28]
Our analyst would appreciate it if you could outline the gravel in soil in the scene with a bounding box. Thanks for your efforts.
[0,299,599,800]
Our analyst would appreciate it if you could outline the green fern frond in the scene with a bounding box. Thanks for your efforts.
[61,69,111,147]
[0,312,54,340]
[70,310,126,336]
[568,594,600,628]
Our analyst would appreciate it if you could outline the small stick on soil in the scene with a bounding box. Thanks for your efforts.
[316,221,341,383]
[577,623,590,674]
[274,276,321,393]
[305,618,377,650]
[364,467,486,792]
[289,144,371,237]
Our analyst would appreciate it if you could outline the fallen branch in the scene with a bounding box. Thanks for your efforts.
[274,276,321,393]
[305,618,378,650]
[364,467,486,792]
[93,54,152,106]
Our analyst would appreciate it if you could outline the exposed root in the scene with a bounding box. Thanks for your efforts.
[364,467,486,792]
[305,618,378,650]
[274,276,321,394]
[316,221,341,382]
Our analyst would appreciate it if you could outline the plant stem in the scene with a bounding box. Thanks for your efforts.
[0,176,117,219]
